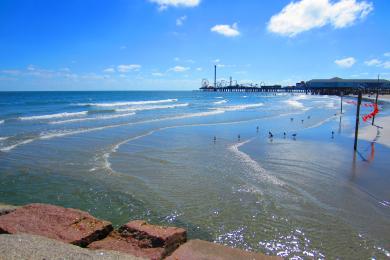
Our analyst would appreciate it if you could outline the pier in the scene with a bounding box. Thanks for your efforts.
[200,66,390,95]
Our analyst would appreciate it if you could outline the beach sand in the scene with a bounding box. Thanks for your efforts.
[359,116,390,148]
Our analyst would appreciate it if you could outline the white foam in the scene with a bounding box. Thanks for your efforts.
[116,103,188,112]
[215,103,264,112]
[0,139,34,152]
[229,139,284,186]
[0,137,8,141]
[77,99,178,107]
[0,120,4,125]
[2,110,226,152]
[50,112,136,124]
[19,111,88,121]
[213,100,228,105]
[284,99,305,109]
[306,115,339,130]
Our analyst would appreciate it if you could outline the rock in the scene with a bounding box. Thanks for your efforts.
[89,220,186,260]
[166,239,282,260]
[0,233,145,260]
[0,203,113,247]
[120,220,186,252]
[0,203,19,216]
[89,231,165,260]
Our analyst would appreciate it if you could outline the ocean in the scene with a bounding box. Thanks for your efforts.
[0,91,389,258]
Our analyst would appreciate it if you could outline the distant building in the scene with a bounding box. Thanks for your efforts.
[306,77,390,95]
[307,77,390,89]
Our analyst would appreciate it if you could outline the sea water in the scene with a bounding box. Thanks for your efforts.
[0,91,389,258]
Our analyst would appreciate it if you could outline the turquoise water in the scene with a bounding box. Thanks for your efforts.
[0,91,389,259]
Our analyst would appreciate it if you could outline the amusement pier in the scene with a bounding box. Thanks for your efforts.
[200,65,390,95]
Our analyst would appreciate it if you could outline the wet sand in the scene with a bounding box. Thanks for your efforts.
[359,116,390,148]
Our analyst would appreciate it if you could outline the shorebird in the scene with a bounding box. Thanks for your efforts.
[283,132,286,138]
[268,131,274,138]
[292,133,297,140]
[238,134,241,140]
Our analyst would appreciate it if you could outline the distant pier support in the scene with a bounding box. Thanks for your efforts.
[199,85,308,93]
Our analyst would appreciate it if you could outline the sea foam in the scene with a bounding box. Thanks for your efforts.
[215,103,264,112]
[77,98,178,107]
[50,112,136,124]
[116,103,188,112]
[213,100,228,105]
[19,111,88,120]
[229,139,284,186]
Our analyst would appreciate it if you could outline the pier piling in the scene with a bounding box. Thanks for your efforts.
[354,92,362,151]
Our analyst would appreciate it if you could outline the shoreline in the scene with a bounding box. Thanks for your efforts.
[358,116,390,148]
[349,94,390,103]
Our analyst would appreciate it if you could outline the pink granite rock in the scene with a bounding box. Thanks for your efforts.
[88,220,186,260]
[0,203,112,247]
[166,239,282,260]
[88,231,165,260]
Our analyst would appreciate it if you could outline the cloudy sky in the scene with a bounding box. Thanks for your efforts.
[0,0,389,90]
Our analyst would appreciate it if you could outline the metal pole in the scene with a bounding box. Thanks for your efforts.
[354,92,362,151]
[372,74,379,125]
[214,65,217,88]
[340,91,343,114]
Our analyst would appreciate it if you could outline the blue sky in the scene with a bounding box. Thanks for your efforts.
[0,0,389,91]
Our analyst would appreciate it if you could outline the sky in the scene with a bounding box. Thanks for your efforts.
[0,0,390,91]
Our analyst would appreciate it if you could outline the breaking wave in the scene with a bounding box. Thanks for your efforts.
[213,100,228,105]
[50,112,136,124]
[1,110,225,152]
[116,103,188,112]
[76,98,178,107]
[0,139,34,152]
[19,111,88,121]
[284,99,305,109]
[215,103,264,111]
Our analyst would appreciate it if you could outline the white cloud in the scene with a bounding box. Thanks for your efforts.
[335,57,356,68]
[150,0,200,10]
[152,72,164,77]
[384,52,390,57]
[364,58,390,69]
[169,66,190,72]
[117,64,141,73]
[176,15,187,26]
[382,61,390,69]
[196,67,203,71]
[364,59,381,66]
[211,23,240,37]
[103,68,116,73]
[1,70,21,75]
[267,0,373,37]
[213,59,220,64]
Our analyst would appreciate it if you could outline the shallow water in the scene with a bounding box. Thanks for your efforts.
[0,91,389,259]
